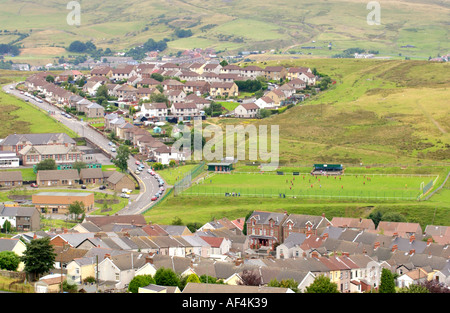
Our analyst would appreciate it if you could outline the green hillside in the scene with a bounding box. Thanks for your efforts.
[1,0,448,64]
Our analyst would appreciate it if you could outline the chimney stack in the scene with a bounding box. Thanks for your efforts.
[374,242,380,250]
[311,251,319,259]
[322,233,329,241]
[391,245,398,252]
[409,235,415,243]
[409,249,415,255]
[427,238,433,246]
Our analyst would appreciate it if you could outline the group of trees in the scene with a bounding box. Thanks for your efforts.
[128,269,224,293]
[125,38,168,60]
[0,43,20,56]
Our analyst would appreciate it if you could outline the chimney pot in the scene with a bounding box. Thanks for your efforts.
[410,235,415,243]
[392,244,398,252]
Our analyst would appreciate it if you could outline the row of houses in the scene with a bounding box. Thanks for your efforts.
[246,210,445,252]
[24,73,105,118]
[35,168,135,192]
[2,211,448,293]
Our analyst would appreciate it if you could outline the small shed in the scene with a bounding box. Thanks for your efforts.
[207,162,233,172]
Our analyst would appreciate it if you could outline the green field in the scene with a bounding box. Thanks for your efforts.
[184,171,435,201]
[0,78,78,138]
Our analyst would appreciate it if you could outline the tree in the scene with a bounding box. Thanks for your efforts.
[398,284,430,293]
[171,216,183,226]
[154,267,180,287]
[68,201,85,221]
[381,212,407,223]
[379,268,396,293]
[45,75,55,83]
[186,273,201,284]
[368,210,383,228]
[0,251,20,271]
[62,280,78,293]
[305,275,339,293]
[153,162,163,170]
[220,60,228,67]
[238,270,261,286]
[35,158,57,171]
[72,161,87,173]
[268,278,300,293]
[95,84,109,99]
[128,274,155,293]
[113,145,130,173]
[20,237,56,281]
[169,160,176,168]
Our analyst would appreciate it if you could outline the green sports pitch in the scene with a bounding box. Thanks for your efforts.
[182,172,438,201]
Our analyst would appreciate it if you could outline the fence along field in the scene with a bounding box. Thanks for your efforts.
[181,171,438,201]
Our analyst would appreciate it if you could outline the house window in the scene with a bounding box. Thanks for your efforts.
[115,273,120,281]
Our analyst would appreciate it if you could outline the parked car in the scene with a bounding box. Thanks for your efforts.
[122,188,132,194]
[135,160,141,165]
[99,185,106,190]
[30,183,38,188]
[120,193,130,198]
[134,170,140,175]
[111,147,116,152]
[151,196,157,201]
[81,185,87,189]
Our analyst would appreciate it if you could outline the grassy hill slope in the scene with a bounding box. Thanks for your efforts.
[1,0,448,64]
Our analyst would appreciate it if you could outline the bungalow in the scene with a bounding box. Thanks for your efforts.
[36,169,80,187]
[233,102,259,118]
[79,168,105,185]
[106,171,135,192]
[209,82,239,98]
[32,191,95,214]
[0,171,22,187]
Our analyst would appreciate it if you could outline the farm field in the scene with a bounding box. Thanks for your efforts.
[1,0,449,64]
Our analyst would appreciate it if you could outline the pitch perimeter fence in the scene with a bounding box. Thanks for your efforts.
[173,161,206,196]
